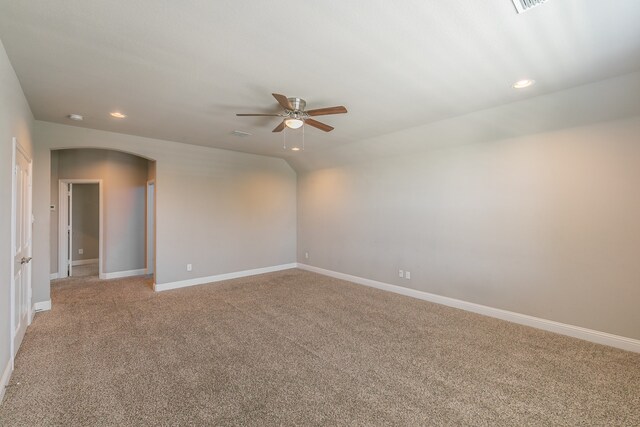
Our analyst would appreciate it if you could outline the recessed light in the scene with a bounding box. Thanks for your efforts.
[291,147,300,151]
[68,114,83,121]
[512,79,535,89]
[110,112,126,119]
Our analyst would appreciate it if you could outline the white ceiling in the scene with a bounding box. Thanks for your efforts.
[1,0,639,160]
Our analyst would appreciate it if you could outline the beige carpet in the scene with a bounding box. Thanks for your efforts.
[1,269,638,426]
[71,262,99,278]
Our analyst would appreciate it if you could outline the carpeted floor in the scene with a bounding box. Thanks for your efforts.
[71,262,99,278]
[1,269,639,426]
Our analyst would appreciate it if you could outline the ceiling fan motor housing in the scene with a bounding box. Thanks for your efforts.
[288,97,306,111]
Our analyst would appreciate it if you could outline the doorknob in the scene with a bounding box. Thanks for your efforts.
[20,257,32,264]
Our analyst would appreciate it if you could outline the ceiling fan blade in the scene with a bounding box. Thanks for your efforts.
[236,113,282,116]
[305,118,334,132]
[306,106,347,116]
[272,121,286,132]
[272,93,293,110]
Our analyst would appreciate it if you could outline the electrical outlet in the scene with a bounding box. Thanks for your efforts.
[405,271,411,279]
[187,264,192,272]
[78,248,84,255]
[398,269,404,278]
[305,252,309,259]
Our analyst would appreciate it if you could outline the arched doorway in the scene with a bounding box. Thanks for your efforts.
[50,148,156,285]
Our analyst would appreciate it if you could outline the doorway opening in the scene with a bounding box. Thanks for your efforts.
[58,180,103,279]
[50,149,155,288]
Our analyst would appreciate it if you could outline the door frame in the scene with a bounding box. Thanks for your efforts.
[10,137,33,368]
[146,180,156,280]
[58,179,103,279]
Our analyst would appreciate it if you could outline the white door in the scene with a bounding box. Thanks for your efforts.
[12,143,32,356]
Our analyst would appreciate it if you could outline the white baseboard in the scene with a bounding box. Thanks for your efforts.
[72,258,98,266]
[34,300,52,312]
[297,263,640,353]
[154,263,298,292]
[49,272,59,280]
[100,268,147,280]
[0,355,12,404]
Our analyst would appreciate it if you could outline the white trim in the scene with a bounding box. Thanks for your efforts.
[297,264,640,354]
[154,263,298,292]
[58,179,103,279]
[100,268,147,280]
[0,356,12,404]
[145,180,155,278]
[10,138,16,368]
[10,138,33,372]
[34,300,52,312]
[72,258,98,266]
[49,272,59,280]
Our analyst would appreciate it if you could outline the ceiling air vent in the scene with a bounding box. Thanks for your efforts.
[231,130,252,137]
[512,0,548,14]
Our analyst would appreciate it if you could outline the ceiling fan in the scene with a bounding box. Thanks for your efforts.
[236,93,347,132]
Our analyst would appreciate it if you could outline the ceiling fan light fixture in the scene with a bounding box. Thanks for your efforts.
[284,118,304,129]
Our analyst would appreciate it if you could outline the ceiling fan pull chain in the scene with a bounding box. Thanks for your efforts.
[302,122,305,151]
[283,127,287,150]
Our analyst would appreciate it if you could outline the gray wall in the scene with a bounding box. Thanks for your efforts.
[71,184,99,262]
[32,121,297,304]
[0,39,34,385]
[295,72,640,342]
[50,149,148,274]
[298,115,640,341]
[50,151,59,272]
